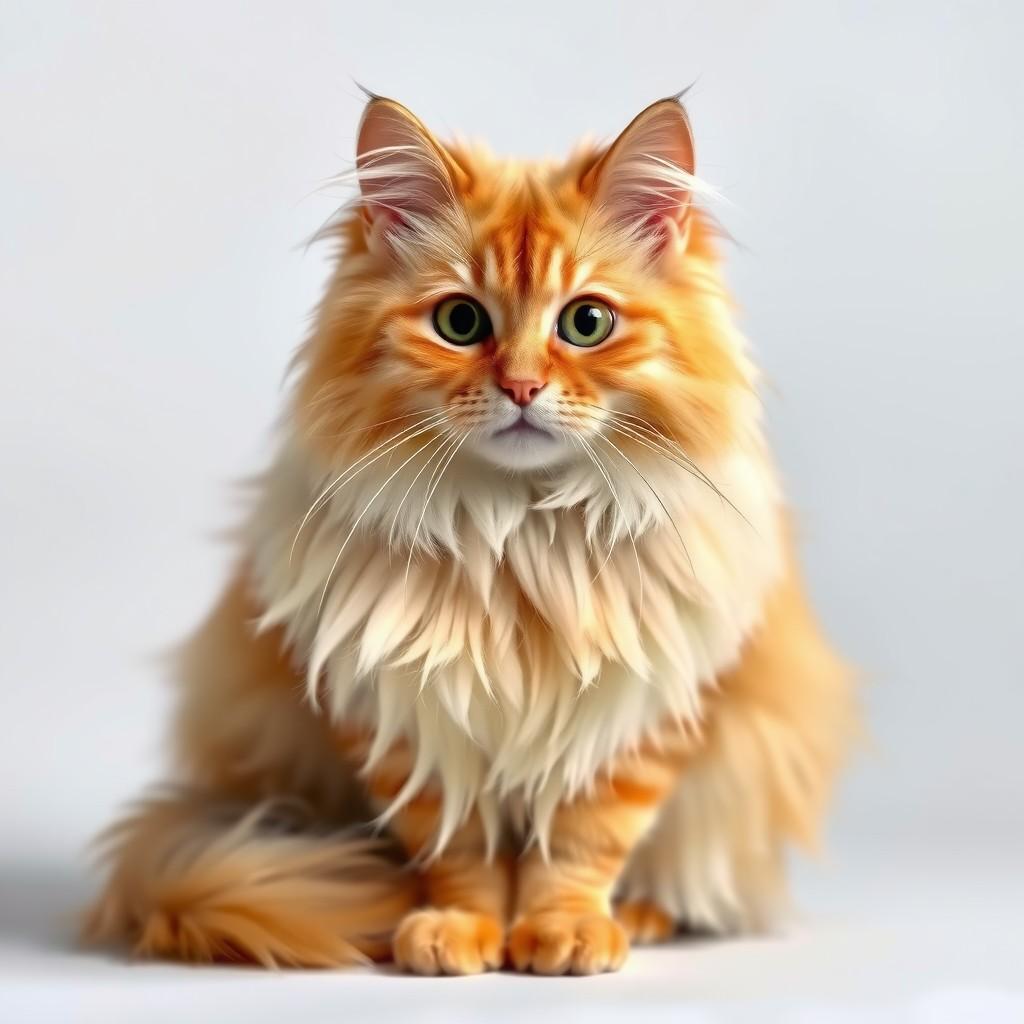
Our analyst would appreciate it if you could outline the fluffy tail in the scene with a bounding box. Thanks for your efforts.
[84,789,418,967]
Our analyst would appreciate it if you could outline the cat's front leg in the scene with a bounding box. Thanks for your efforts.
[509,736,687,975]
[338,730,510,975]
[389,810,509,976]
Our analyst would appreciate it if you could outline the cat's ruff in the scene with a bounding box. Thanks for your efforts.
[248,430,784,857]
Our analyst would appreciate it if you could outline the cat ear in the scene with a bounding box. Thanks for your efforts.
[356,97,469,250]
[581,96,697,248]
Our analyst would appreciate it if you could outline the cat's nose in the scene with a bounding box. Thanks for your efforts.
[499,377,546,407]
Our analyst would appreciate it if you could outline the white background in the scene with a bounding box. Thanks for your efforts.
[1,2,1022,1020]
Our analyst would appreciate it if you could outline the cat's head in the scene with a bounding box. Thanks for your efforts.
[295,95,752,490]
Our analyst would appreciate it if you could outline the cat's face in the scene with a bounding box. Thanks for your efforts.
[298,97,748,485]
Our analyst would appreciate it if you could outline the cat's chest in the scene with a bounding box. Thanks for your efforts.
[316,521,766,810]
[250,441,784,835]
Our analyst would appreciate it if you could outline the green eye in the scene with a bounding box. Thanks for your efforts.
[557,298,615,347]
[432,297,492,346]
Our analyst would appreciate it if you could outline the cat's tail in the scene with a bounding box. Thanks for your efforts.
[83,789,418,967]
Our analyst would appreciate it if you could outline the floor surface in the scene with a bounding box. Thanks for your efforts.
[1,834,1021,1023]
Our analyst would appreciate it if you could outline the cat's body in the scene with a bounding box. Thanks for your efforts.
[88,96,853,974]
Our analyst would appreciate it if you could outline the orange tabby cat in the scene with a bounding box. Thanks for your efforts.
[86,94,854,975]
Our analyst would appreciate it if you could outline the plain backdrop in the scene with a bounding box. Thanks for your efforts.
[1,2,1022,1020]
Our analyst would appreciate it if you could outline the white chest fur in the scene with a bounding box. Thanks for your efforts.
[247,433,783,852]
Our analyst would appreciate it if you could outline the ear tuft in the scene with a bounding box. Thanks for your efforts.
[582,98,698,243]
[356,98,468,236]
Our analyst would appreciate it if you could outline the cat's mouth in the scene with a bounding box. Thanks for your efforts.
[492,417,554,442]
[476,411,569,470]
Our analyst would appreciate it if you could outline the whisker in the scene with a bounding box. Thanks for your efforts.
[404,429,471,591]
[593,433,697,581]
[607,411,721,488]
[591,404,720,481]
[606,421,754,532]
[315,431,452,616]
[564,434,616,583]
[314,409,450,502]
[589,405,751,527]
[309,404,452,440]
[290,411,450,564]
[386,430,455,551]
[606,421,724,501]
[575,433,644,617]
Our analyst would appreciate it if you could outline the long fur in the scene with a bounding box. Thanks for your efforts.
[86,96,854,973]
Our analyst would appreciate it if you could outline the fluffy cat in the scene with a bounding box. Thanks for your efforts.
[86,94,854,975]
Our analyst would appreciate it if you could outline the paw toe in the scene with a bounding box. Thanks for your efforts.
[508,912,628,976]
[393,908,503,976]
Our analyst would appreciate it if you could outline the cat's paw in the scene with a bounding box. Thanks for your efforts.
[507,911,629,975]
[392,908,503,976]
[614,900,676,945]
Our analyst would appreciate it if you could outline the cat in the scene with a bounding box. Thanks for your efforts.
[85,93,854,975]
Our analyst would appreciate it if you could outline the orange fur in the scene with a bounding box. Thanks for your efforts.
[85,95,854,976]
[84,790,416,967]
[617,538,855,932]
[615,900,676,945]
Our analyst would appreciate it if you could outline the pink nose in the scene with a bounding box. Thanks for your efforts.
[499,377,546,406]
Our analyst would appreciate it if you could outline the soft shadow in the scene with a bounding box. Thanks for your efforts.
[0,860,97,957]
[0,860,731,971]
